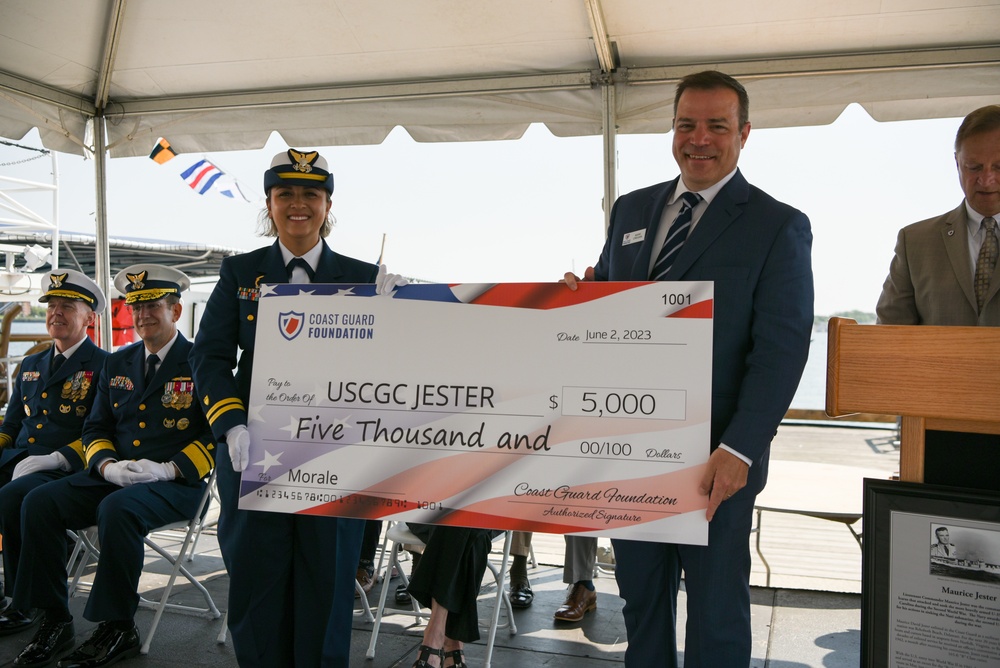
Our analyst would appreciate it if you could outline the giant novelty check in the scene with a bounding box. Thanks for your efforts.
[241,281,713,544]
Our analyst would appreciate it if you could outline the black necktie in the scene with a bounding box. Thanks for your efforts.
[650,192,702,281]
[144,353,159,390]
[51,352,65,375]
[286,258,315,282]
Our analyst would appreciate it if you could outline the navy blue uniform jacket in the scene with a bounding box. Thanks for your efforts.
[192,240,379,439]
[82,334,214,484]
[0,337,109,470]
[189,239,378,667]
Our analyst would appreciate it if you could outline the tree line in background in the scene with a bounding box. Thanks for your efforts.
[814,310,876,329]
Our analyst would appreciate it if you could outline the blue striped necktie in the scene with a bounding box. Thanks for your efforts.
[650,191,701,281]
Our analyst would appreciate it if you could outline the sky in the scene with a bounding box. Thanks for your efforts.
[0,103,966,316]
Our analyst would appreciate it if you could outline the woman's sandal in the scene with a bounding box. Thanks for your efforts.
[443,648,468,668]
[412,644,444,668]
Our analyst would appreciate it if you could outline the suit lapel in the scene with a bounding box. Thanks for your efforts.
[629,182,674,280]
[142,334,189,401]
[667,170,749,280]
[940,204,977,312]
[260,240,346,284]
[42,348,63,389]
[125,343,146,400]
[258,241,289,286]
[314,241,346,283]
[44,338,95,390]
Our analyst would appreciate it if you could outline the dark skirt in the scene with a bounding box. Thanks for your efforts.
[406,524,499,643]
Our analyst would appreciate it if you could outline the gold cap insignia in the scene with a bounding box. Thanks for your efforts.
[288,149,318,174]
[127,270,147,291]
[49,272,68,288]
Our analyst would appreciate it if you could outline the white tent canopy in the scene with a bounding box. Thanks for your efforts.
[1,0,998,157]
[1,0,999,345]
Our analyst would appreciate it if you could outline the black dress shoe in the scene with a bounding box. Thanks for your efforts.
[0,609,40,636]
[57,622,140,668]
[509,579,534,609]
[13,618,75,667]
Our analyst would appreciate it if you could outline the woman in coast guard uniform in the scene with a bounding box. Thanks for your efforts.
[0,270,109,620]
[190,149,403,667]
[7,264,215,667]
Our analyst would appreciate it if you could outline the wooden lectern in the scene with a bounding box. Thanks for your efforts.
[826,317,1000,483]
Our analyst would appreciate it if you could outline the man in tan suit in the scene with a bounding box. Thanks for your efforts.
[876,105,1000,493]
[877,104,1000,327]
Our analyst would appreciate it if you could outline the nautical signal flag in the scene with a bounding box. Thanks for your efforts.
[216,177,251,202]
[149,142,252,203]
[148,138,177,164]
[180,159,224,195]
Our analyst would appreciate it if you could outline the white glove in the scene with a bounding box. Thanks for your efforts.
[226,425,250,472]
[134,458,177,481]
[375,264,408,295]
[12,452,71,480]
[101,460,157,487]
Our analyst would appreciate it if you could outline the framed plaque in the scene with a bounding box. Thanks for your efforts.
[862,479,1000,667]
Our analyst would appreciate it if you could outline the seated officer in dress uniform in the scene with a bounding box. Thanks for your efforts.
[5,264,215,668]
[0,270,109,629]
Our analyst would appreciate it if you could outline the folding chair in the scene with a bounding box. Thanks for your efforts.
[354,578,375,623]
[366,522,516,668]
[67,469,223,654]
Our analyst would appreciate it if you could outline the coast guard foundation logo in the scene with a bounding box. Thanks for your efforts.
[279,311,305,341]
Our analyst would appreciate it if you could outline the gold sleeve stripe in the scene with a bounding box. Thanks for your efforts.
[206,397,245,424]
[67,438,85,460]
[0,433,12,448]
[85,439,117,465]
[182,440,214,478]
[189,438,215,460]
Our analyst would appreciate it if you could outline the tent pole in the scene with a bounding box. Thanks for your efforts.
[601,80,617,234]
[92,115,113,351]
[50,151,60,269]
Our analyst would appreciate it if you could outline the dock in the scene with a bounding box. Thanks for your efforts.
[0,422,897,667]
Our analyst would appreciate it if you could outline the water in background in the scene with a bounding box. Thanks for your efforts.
[790,331,827,410]
[6,322,832,408]
[7,320,47,357]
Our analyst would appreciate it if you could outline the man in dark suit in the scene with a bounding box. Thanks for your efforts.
[0,270,109,631]
[7,264,214,668]
[565,70,813,667]
[190,148,403,667]
[877,105,1000,327]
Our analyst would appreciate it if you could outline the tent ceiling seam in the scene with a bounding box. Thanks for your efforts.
[95,0,129,110]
